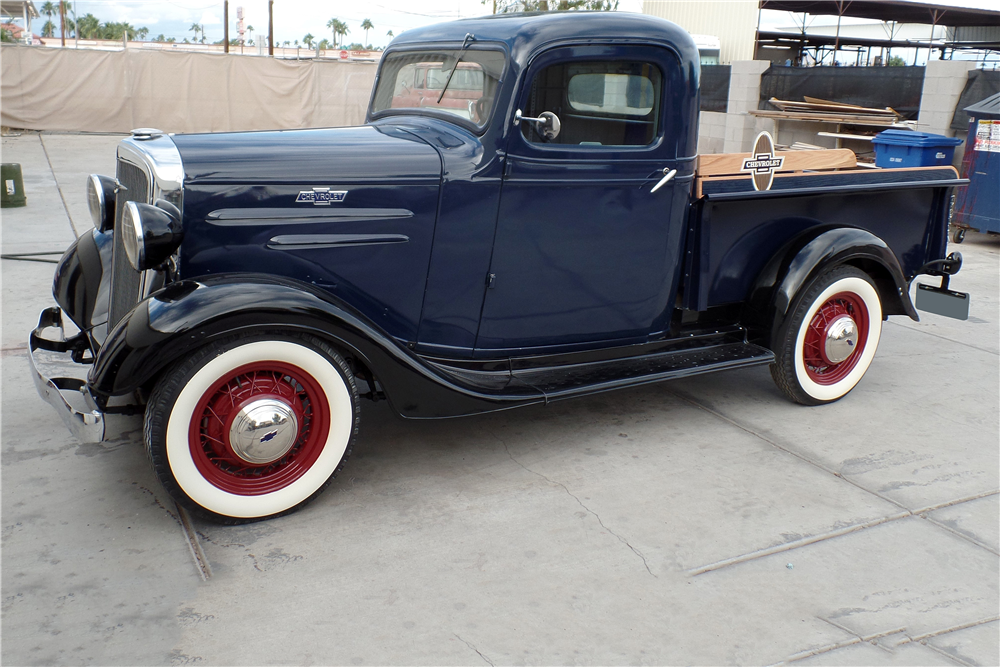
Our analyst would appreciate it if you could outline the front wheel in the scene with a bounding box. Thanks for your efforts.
[770,265,882,405]
[145,333,359,523]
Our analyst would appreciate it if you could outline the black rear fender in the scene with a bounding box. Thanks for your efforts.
[89,274,531,418]
[744,226,917,344]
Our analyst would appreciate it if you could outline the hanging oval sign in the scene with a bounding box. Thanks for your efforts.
[741,131,784,192]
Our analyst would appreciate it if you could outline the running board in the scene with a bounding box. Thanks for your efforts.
[429,342,774,401]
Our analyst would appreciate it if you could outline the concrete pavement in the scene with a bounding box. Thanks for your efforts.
[2,131,997,666]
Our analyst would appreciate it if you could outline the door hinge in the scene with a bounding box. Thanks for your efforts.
[487,273,496,289]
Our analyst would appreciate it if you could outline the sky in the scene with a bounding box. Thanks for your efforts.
[36,0,1000,49]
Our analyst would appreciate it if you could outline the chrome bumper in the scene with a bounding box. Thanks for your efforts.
[29,307,106,443]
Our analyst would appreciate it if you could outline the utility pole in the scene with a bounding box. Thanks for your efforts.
[59,1,65,47]
[268,0,274,57]
[224,1,229,53]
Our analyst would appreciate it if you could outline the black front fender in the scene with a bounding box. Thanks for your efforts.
[745,226,918,342]
[89,274,542,419]
[53,228,113,333]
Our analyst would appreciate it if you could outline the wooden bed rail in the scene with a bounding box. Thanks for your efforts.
[696,148,857,177]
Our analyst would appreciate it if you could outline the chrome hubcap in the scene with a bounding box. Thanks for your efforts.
[824,315,858,364]
[228,399,299,465]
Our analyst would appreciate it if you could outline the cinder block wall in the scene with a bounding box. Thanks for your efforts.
[697,111,727,154]
[918,59,979,165]
[697,58,981,165]
[723,60,771,153]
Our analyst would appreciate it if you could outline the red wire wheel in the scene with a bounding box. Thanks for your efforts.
[801,291,870,386]
[188,361,331,496]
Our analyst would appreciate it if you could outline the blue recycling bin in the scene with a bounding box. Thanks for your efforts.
[953,92,1000,241]
[872,130,963,168]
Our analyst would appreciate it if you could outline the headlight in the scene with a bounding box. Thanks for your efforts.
[86,174,117,232]
[121,200,183,271]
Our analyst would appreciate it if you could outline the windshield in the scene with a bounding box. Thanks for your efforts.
[371,49,506,129]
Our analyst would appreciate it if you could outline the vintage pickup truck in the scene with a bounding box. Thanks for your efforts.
[31,12,970,523]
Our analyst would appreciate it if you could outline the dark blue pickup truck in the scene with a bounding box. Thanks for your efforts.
[31,12,969,522]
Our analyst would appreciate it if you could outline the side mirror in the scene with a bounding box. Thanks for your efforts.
[514,109,561,141]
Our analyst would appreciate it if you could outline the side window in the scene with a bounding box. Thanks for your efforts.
[522,61,662,147]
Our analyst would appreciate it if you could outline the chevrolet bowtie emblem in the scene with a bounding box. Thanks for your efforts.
[296,188,347,205]
[741,132,784,192]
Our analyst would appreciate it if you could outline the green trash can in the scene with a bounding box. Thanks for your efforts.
[1,163,26,207]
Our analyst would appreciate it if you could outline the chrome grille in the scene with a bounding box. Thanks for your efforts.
[109,160,149,328]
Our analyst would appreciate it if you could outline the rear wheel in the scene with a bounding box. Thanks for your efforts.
[770,265,882,405]
[145,333,359,523]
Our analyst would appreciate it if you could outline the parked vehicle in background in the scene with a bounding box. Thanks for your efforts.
[391,61,490,123]
[691,34,721,65]
[31,12,969,524]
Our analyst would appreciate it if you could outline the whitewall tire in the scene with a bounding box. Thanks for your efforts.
[145,333,359,523]
[771,265,882,405]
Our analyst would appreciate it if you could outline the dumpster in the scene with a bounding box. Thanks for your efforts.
[952,92,1000,243]
[872,130,963,168]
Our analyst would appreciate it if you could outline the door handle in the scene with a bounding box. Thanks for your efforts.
[651,168,677,194]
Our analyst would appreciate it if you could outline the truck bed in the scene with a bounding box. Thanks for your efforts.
[685,149,965,312]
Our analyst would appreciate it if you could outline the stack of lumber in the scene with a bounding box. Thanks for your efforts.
[750,96,901,126]
[697,148,857,177]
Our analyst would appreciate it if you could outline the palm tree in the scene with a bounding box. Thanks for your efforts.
[361,18,373,47]
[40,1,55,23]
[59,1,75,38]
[246,24,253,44]
[76,13,99,39]
[41,20,55,37]
[137,27,148,41]
[326,18,337,48]
[335,20,349,48]
[189,23,201,42]
[386,29,394,40]
[303,33,314,48]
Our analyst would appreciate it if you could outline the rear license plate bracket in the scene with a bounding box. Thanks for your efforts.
[915,283,970,321]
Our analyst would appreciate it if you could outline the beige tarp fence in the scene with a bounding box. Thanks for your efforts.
[1,45,378,133]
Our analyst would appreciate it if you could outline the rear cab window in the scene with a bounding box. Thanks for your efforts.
[522,60,662,147]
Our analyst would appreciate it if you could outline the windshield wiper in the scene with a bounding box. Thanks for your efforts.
[436,33,476,105]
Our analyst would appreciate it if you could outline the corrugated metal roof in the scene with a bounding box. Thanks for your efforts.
[0,1,38,20]
[759,1,1000,28]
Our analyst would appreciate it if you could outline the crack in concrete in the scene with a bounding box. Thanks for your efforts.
[176,505,213,580]
[817,616,893,654]
[133,484,181,527]
[669,389,1000,569]
[454,633,494,666]
[897,615,1000,645]
[195,532,262,572]
[771,625,907,665]
[920,515,1000,556]
[915,641,975,667]
[688,490,998,576]
[669,388,910,512]
[38,133,79,238]
[888,319,999,357]
[493,432,656,578]
[133,485,211,580]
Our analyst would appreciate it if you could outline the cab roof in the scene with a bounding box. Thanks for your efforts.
[389,12,699,68]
